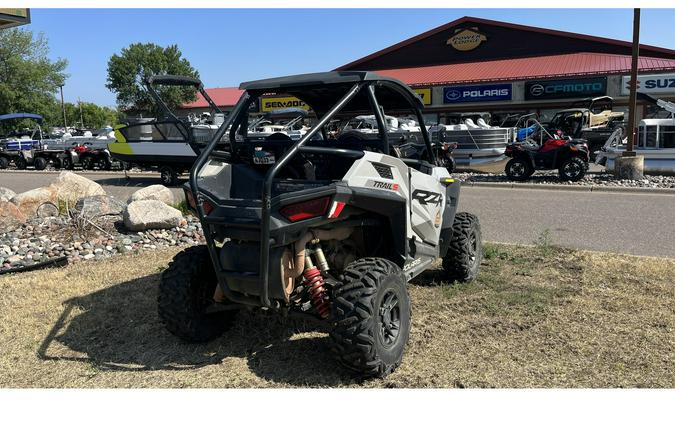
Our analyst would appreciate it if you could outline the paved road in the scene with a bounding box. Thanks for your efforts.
[2,171,673,258]
[459,186,675,258]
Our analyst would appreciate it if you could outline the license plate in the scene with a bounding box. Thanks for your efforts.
[253,155,275,165]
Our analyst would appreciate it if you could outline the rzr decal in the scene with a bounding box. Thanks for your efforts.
[412,189,442,206]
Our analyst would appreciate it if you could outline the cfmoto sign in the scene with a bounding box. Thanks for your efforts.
[525,77,607,100]
[443,83,512,103]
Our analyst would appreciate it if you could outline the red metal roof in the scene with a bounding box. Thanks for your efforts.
[373,52,675,87]
[181,87,243,109]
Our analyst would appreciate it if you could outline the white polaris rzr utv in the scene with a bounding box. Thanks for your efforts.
[158,71,483,378]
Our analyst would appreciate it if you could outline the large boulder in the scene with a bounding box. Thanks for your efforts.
[50,171,106,205]
[123,199,185,231]
[0,201,27,231]
[128,184,175,205]
[0,187,16,202]
[75,195,125,220]
[10,187,58,217]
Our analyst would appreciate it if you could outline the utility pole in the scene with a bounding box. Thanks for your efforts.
[59,85,67,130]
[78,97,84,128]
[625,8,640,156]
[614,8,644,180]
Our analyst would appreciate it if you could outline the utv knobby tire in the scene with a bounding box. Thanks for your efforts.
[505,157,533,181]
[81,156,94,170]
[158,245,237,343]
[330,257,411,378]
[443,212,482,283]
[14,157,27,170]
[160,166,179,186]
[34,156,48,170]
[558,156,586,182]
[0,156,9,169]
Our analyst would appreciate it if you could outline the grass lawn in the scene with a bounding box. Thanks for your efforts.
[0,243,673,388]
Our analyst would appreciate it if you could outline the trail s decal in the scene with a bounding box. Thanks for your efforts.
[367,180,400,191]
[412,189,442,206]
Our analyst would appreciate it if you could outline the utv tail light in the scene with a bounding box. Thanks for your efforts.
[201,199,215,216]
[280,197,331,222]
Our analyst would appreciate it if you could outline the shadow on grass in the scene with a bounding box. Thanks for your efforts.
[37,272,355,386]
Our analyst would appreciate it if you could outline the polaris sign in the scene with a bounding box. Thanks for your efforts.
[621,73,675,95]
[443,83,512,103]
[525,77,607,100]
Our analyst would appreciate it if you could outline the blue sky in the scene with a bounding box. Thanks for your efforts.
[23,8,675,106]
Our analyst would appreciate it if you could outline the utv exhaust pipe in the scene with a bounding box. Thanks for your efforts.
[291,227,354,279]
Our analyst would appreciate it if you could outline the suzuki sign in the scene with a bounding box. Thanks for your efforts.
[525,77,607,100]
[621,73,675,96]
[443,83,512,103]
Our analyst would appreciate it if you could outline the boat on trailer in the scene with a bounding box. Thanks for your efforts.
[595,93,675,175]
[428,116,515,170]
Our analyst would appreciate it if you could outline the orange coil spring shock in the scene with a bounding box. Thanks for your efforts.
[303,266,331,319]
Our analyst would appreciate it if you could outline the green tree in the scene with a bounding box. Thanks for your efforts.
[106,43,198,115]
[63,102,120,129]
[0,29,68,126]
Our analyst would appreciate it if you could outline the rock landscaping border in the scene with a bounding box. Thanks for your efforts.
[451,171,675,190]
[1,171,201,272]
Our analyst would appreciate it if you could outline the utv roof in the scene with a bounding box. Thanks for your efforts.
[240,71,409,91]
[0,113,43,122]
[240,71,424,112]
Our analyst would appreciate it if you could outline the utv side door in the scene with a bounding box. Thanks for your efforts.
[409,167,444,246]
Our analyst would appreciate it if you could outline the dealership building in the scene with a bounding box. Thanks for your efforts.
[182,16,675,124]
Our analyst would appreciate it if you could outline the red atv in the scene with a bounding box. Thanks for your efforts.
[504,136,590,182]
[61,143,112,170]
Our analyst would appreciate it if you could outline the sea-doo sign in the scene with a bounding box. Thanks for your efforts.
[621,73,675,95]
[443,83,512,103]
[525,77,607,100]
[446,27,487,51]
[261,96,310,112]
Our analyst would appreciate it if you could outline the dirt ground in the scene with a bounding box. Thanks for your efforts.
[0,243,673,388]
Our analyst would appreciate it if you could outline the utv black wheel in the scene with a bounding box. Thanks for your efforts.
[0,156,9,169]
[158,245,238,343]
[160,166,179,186]
[34,157,48,170]
[14,157,27,170]
[81,156,94,170]
[505,158,533,181]
[439,155,456,173]
[559,157,586,182]
[97,156,112,171]
[330,257,410,378]
[60,156,74,170]
[443,212,482,283]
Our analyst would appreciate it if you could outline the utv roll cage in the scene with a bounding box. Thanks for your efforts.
[190,71,435,308]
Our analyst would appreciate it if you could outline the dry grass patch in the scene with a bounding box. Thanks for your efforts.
[0,244,673,388]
